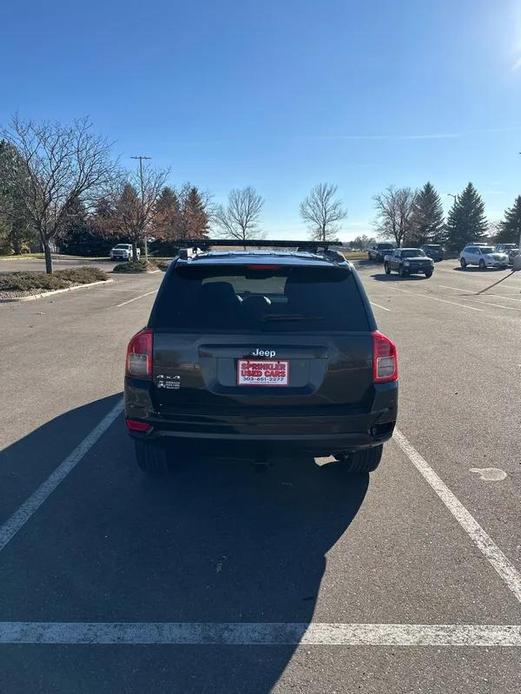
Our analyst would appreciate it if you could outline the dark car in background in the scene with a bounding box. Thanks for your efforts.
[384,248,434,277]
[125,241,398,476]
[420,244,444,261]
[368,242,396,262]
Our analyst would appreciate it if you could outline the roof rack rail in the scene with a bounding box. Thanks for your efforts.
[173,239,343,251]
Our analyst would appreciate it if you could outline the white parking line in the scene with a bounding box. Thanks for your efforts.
[393,429,521,604]
[470,300,521,312]
[370,301,391,312]
[439,284,521,308]
[391,287,482,311]
[439,284,468,293]
[0,399,124,554]
[0,622,519,646]
[116,290,157,307]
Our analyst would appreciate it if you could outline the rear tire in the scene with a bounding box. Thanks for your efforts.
[341,446,383,474]
[134,439,169,475]
[460,257,467,269]
[384,262,391,274]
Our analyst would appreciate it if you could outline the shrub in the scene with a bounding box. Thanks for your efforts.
[0,267,109,291]
[112,259,157,273]
[155,260,171,272]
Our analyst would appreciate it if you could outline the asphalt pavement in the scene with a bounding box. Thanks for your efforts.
[0,259,520,693]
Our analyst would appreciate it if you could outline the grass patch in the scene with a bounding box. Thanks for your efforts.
[112,259,157,273]
[0,267,108,292]
[342,251,367,260]
[0,253,45,260]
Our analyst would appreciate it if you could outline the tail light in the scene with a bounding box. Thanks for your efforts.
[372,331,398,383]
[126,419,152,432]
[126,328,153,379]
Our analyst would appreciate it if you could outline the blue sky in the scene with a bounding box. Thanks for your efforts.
[2,0,521,240]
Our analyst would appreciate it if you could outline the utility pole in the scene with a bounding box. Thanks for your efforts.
[131,155,151,262]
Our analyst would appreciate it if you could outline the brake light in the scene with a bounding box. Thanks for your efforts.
[126,419,152,432]
[372,331,398,383]
[245,265,281,270]
[126,328,153,379]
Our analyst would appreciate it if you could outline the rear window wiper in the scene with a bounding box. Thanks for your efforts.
[260,314,324,322]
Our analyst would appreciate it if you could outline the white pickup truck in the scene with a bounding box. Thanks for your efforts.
[110,244,140,261]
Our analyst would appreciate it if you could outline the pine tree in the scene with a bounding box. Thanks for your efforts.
[409,182,445,245]
[153,186,181,239]
[58,197,116,256]
[495,196,521,244]
[445,183,488,251]
[182,186,209,239]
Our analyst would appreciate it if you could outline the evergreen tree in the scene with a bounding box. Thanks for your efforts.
[445,183,488,250]
[153,186,181,238]
[0,140,36,254]
[182,185,209,238]
[495,196,521,244]
[58,197,116,256]
[409,182,445,245]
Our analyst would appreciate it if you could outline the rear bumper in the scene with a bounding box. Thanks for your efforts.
[124,380,398,455]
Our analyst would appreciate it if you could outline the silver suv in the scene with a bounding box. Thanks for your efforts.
[459,245,508,270]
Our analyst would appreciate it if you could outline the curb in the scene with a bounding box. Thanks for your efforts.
[0,279,114,303]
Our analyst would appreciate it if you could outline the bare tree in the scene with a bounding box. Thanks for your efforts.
[2,116,117,272]
[299,183,347,242]
[104,163,169,261]
[373,186,416,247]
[214,187,264,241]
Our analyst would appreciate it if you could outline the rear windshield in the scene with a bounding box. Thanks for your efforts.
[377,243,394,249]
[151,264,371,333]
[402,249,426,258]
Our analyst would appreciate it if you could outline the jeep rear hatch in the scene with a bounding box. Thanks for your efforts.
[147,262,382,412]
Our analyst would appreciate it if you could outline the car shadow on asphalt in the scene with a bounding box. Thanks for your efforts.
[0,395,370,693]
[453,266,506,272]
[371,273,427,281]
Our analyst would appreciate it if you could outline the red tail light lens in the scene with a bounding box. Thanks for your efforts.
[372,331,398,383]
[126,419,152,432]
[126,328,153,379]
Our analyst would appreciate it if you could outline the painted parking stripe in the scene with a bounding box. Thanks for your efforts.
[370,301,391,312]
[0,399,124,554]
[393,429,521,604]
[0,622,519,646]
[390,286,482,311]
[471,300,521,311]
[439,284,521,309]
[116,290,157,307]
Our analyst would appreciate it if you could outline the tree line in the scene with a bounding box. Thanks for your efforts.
[1,116,520,273]
[373,182,521,250]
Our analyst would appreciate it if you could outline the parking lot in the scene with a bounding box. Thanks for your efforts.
[0,260,520,693]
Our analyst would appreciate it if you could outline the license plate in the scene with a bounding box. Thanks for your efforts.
[237,360,289,386]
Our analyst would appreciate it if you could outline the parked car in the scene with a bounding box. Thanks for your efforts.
[459,245,509,270]
[125,241,398,476]
[110,243,140,261]
[420,244,444,262]
[368,242,395,262]
[495,243,519,265]
[384,248,434,277]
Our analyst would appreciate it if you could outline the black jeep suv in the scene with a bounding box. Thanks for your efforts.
[124,241,398,475]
